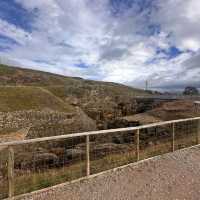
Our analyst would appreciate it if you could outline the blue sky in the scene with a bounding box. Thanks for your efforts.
[0,0,200,90]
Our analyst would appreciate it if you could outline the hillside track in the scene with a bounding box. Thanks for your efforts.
[17,145,200,200]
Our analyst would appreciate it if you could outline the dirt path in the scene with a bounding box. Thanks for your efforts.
[17,145,200,200]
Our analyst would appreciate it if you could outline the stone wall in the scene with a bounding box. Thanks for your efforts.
[0,110,74,132]
[27,108,97,139]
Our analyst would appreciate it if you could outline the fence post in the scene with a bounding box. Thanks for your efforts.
[172,123,175,152]
[196,119,200,144]
[86,135,90,177]
[136,129,140,161]
[8,146,14,198]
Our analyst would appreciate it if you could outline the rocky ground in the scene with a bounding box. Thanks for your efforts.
[17,145,200,200]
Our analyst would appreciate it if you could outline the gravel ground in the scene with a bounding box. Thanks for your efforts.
[17,145,200,200]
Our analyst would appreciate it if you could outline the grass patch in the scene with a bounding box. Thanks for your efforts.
[0,86,74,112]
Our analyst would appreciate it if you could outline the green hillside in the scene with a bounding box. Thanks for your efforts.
[0,86,74,112]
[0,64,82,86]
[0,64,148,96]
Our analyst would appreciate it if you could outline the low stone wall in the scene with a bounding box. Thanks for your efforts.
[0,110,74,132]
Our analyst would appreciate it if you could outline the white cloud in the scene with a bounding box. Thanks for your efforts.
[182,38,200,52]
[153,0,200,51]
[0,18,31,45]
[0,0,200,90]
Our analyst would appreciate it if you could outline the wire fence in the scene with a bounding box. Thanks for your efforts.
[0,117,200,199]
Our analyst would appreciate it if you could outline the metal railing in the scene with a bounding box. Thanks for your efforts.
[0,117,200,199]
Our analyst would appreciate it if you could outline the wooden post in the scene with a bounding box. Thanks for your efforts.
[196,119,200,144]
[136,129,140,161]
[8,146,14,198]
[86,135,90,177]
[172,123,175,152]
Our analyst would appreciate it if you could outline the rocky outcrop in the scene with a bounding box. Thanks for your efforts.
[66,93,139,130]
[27,108,96,139]
[65,92,165,130]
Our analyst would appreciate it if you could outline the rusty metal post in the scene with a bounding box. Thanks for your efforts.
[8,146,14,198]
[196,119,200,144]
[172,123,175,152]
[86,135,90,177]
[136,129,140,161]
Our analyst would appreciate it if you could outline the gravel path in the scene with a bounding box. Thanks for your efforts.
[18,145,200,200]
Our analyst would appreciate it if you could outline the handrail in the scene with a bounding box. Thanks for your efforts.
[0,116,200,147]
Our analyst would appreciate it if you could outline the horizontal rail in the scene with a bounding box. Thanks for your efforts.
[0,116,200,147]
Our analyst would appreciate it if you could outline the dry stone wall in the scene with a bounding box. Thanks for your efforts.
[0,110,74,133]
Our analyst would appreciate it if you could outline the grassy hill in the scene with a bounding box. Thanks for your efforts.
[0,64,150,126]
[0,64,83,86]
[0,64,150,100]
[0,64,148,95]
[0,86,74,112]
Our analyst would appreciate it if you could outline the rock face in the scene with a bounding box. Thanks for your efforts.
[61,88,147,130]
[64,92,164,130]
[27,108,97,139]
[82,97,138,129]
[0,110,72,131]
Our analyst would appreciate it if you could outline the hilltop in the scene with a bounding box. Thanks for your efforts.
[0,64,146,92]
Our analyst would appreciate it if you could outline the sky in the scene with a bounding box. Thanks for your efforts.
[0,0,200,91]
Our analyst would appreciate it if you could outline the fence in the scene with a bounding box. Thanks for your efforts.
[0,117,200,199]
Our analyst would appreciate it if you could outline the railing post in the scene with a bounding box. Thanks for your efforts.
[86,135,90,177]
[136,129,140,161]
[8,146,14,198]
[172,123,175,152]
[196,119,200,144]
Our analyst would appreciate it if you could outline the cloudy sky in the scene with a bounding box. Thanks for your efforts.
[0,0,200,90]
